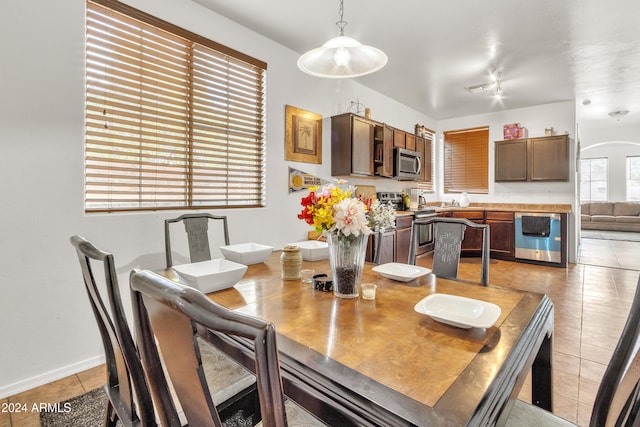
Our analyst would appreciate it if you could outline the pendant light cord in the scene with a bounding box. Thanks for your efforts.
[336,0,347,36]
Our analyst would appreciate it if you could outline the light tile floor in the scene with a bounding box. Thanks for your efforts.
[2,235,638,426]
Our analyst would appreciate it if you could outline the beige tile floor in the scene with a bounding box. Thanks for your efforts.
[2,235,638,426]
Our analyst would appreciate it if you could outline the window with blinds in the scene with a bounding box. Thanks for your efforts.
[85,0,267,212]
[443,127,489,194]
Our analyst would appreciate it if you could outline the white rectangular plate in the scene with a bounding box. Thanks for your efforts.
[372,262,431,282]
[414,293,501,329]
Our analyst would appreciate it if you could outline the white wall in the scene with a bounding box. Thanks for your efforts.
[579,121,640,202]
[432,101,579,262]
[0,0,434,397]
[434,101,576,204]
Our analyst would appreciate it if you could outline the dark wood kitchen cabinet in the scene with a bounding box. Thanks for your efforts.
[495,135,569,182]
[452,211,485,253]
[373,123,394,177]
[495,139,528,181]
[485,211,515,259]
[393,128,406,148]
[415,135,432,183]
[405,133,416,150]
[529,135,570,181]
[331,113,375,176]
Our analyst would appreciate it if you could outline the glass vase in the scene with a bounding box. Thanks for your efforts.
[327,232,368,298]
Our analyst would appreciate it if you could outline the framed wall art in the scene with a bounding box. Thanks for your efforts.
[285,105,322,164]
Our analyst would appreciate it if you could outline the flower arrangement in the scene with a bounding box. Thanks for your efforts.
[297,181,371,237]
[297,181,397,236]
[367,199,397,232]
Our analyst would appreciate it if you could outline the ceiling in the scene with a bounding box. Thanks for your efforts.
[193,0,640,130]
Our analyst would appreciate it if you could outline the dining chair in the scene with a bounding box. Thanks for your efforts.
[500,275,640,427]
[371,230,390,265]
[130,269,327,427]
[70,235,156,427]
[408,217,490,286]
[164,213,230,268]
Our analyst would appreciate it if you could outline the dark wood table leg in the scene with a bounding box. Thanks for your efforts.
[531,332,553,411]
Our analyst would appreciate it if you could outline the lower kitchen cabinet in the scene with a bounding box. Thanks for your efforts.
[452,211,485,254]
[485,211,515,259]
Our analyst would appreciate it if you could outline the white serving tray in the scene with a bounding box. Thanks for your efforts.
[372,262,431,282]
[414,293,501,329]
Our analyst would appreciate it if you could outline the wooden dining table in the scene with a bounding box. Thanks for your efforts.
[166,252,554,426]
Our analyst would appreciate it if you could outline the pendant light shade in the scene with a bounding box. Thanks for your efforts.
[297,0,387,78]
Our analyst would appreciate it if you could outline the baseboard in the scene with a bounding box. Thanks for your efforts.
[0,355,105,399]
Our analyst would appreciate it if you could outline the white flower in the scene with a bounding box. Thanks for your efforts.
[368,200,397,232]
[333,198,371,236]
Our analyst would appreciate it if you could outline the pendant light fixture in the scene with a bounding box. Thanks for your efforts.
[297,0,388,78]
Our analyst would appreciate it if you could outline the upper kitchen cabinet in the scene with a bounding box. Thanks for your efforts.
[495,135,569,182]
[415,135,432,183]
[331,113,431,181]
[393,128,406,148]
[375,124,394,177]
[495,139,528,181]
[332,113,375,176]
[405,133,416,150]
[529,135,570,181]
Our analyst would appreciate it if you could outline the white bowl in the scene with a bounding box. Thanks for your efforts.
[288,240,329,261]
[172,259,248,293]
[219,243,273,265]
[372,262,431,282]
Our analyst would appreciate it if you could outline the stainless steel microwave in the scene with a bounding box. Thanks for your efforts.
[394,147,422,180]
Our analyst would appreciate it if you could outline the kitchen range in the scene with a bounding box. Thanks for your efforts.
[377,191,436,257]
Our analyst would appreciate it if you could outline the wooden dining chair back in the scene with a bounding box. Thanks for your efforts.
[408,217,490,286]
[502,275,640,427]
[70,235,155,427]
[164,213,230,268]
[371,230,392,265]
[130,269,288,427]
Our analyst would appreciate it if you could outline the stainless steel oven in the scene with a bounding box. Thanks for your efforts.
[515,212,562,264]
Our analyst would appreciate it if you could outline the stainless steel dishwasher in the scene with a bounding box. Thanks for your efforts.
[514,212,562,264]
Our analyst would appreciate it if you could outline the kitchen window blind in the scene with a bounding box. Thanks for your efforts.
[85,0,266,212]
[443,127,489,194]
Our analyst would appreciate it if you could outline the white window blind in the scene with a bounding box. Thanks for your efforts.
[85,0,266,212]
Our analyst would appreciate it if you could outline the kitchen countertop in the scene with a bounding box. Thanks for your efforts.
[398,203,572,215]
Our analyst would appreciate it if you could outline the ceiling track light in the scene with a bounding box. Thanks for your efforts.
[609,109,629,118]
[464,82,495,94]
[465,70,504,99]
[297,0,388,78]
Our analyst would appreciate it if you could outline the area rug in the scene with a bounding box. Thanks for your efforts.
[40,387,253,427]
[581,229,640,242]
[40,387,107,427]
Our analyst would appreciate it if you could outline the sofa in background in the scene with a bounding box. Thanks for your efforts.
[581,202,640,232]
